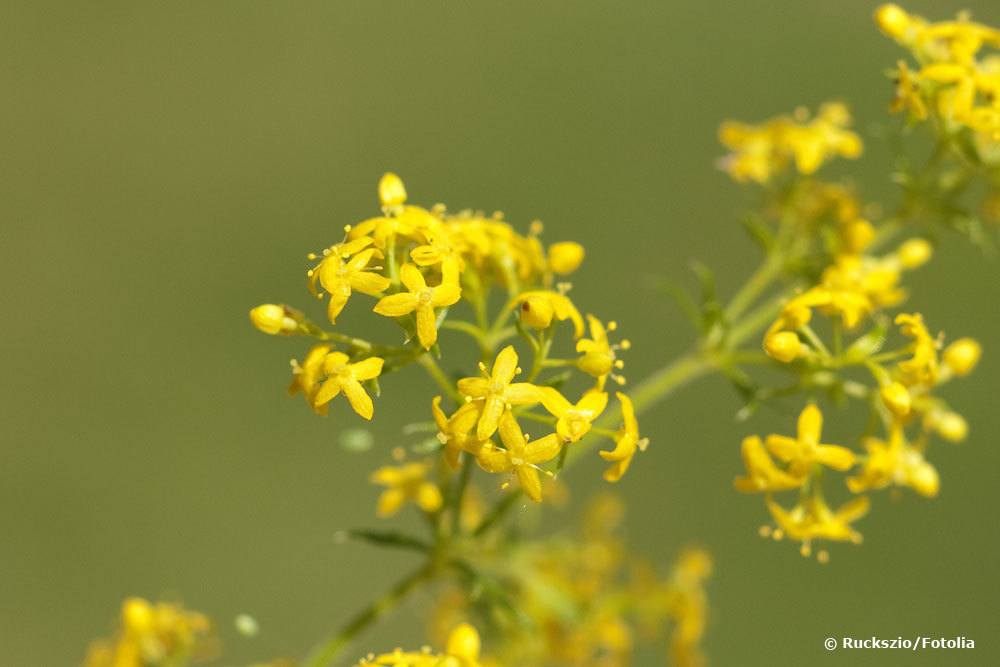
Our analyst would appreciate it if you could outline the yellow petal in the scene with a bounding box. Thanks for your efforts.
[431,282,461,308]
[313,378,342,407]
[517,465,543,502]
[506,383,542,406]
[341,378,374,420]
[416,305,437,349]
[525,433,562,464]
[376,488,406,517]
[399,263,426,292]
[797,403,823,444]
[373,293,417,317]
[457,377,489,399]
[350,271,390,296]
[351,357,384,381]
[492,346,519,385]
[477,396,505,441]
[416,482,443,512]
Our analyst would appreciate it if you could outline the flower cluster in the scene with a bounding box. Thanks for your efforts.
[876,4,1000,150]
[83,598,213,667]
[428,496,711,667]
[251,174,640,503]
[717,103,863,184]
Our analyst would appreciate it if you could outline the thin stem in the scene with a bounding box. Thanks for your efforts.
[472,490,523,538]
[450,455,474,535]
[302,561,436,667]
[417,354,461,404]
[724,252,784,322]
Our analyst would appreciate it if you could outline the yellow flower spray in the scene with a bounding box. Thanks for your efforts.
[83,5,998,666]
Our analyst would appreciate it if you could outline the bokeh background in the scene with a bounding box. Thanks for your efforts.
[3,1,1000,665]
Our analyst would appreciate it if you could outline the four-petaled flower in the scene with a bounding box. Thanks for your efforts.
[369,461,443,517]
[374,263,461,349]
[599,393,647,482]
[764,403,856,477]
[314,353,385,420]
[766,495,870,546]
[431,396,489,469]
[475,411,562,502]
[540,387,608,443]
[458,345,542,440]
[733,435,804,493]
[317,240,391,324]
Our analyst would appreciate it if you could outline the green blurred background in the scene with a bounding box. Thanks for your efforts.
[3,1,999,665]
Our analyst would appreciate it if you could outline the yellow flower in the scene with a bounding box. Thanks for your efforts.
[880,381,912,418]
[540,387,609,443]
[249,303,299,335]
[895,313,939,386]
[763,331,802,363]
[431,397,489,469]
[766,495,870,546]
[354,623,484,667]
[373,263,461,349]
[475,410,562,502]
[370,461,444,517]
[84,597,212,667]
[785,103,864,175]
[317,242,391,324]
[378,171,407,209]
[942,337,982,376]
[458,345,543,440]
[764,403,856,476]
[515,290,584,336]
[576,315,629,384]
[314,353,384,420]
[289,344,333,415]
[733,435,804,493]
[547,241,585,274]
[599,392,647,482]
[847,425,940,497]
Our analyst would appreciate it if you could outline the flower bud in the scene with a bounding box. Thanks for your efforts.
[250,304,298,335]
[378,172,407,208]
[875,4,911,40]
[445,623,481,660]
[520,294,555,329]
[897,238,933,269]
[880,381,911,418]
[122,597,154,635]
[943,338,981,376]
[935,411,968,442]
[764,331,802,363]
[842,219,875,253]
[909,460,939,498]
[548,241,585,274]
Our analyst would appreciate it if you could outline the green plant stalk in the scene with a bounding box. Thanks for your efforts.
[302,561,437,667]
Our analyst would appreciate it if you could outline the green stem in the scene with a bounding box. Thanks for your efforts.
[302,561,436,667]
[724,252,784,322]
[450,455,474,535]
[417,354,461,403]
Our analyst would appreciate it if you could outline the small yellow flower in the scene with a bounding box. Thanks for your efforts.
[314,353,384,420]
[547,241,585,274]
[378,171,407,209]
[942,337,982,376]
[576,315,629,384]
[895,313,939,386]
[370,461,443,517]
[475,410,562,502]
[896,238,933,269]
[317,243,391,324]
[431,397,489,469]
[84,597,212,667]
[733,435,804,492]
[763,331,802,363]
[540,387,609,443]
[458,345,543,440]
[249,304,299,335]
[930,410,969,442]
[373,262,461,349]
[515,290,584,336]
[289,344,333,415]
[764,404,856,476]
[880,381,912,418]
[599,392,647,482]
[847,425,939,497]
[766,495,870,545]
